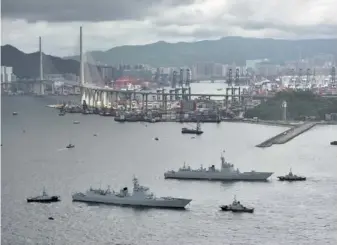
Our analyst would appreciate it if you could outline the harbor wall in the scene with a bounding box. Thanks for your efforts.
[256,122,317,147]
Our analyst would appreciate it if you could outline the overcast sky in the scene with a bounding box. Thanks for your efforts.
[2,0,337,56]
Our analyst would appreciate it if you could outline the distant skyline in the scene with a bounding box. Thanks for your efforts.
[2,0,337,56]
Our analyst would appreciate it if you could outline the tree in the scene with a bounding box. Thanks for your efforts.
[245,91,337,120]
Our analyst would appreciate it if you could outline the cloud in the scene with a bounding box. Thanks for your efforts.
[1,0,337,56]
[2,0,195,23]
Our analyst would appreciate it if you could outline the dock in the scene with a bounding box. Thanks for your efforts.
[256,122,318,148]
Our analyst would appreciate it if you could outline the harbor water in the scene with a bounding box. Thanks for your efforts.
[1,95,337,245]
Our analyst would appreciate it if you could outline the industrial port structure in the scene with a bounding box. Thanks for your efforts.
[2,26,336,146]
[2,26,336,111]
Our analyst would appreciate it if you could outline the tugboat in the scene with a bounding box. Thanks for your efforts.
[330,141,337,146]
[277,168,306,181]
[66,143,75,149]
[27,188,60,203]
[181,121,203,135]
[220,196,254,213]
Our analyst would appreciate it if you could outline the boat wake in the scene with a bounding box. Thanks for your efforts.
[57,148,68,152]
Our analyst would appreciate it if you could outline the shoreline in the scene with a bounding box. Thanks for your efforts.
[45,103,337,128]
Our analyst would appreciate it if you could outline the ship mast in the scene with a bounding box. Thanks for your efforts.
[196,120,201,131]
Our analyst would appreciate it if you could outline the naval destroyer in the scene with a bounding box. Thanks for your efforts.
[164,151,273,181]
[72,176,192,209]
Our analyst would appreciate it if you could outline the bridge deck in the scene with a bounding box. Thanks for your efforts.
[81,85,272,98]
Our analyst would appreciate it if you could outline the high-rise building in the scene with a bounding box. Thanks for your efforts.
[1,66,14,83]
[97,65,114,82]
[246,59,266,72]
[255,63,280,76]
[192,62,226,79]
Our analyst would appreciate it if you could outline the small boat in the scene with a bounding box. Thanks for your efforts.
[220,196,254,213]
[114,115,126,122]
[27,188,60,203]
[82,110,90,115]
[59,111,65,116]
[12,112,18,116]
[181,122,203,135]
[277,168,306,181]
[66,143,75,149]
[73,121,80,124]
[330,141,337,145]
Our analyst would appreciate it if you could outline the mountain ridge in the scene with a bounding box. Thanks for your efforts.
[66,36,337,66]
[1,44,80,78]
[2,36,337,78]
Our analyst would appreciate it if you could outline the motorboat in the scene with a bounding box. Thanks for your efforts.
[330,141,337,145]
[72,176,192,209]
[164,151,273,181]
[114,116,126,122]
[27,188,60,203]
[66,143,75,149]
[220,196,254,213]
[82,110,91,115]
[181,122,203,135]
[277,169,306,181]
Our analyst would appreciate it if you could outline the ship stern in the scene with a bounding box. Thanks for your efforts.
[164,171,176,179]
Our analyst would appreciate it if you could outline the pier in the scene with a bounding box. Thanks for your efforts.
[256,122,318,147]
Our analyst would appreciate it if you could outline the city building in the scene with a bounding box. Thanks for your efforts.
[246,59,265,72]
[45,74,66,81]
[255,62,280,77]
[192,62,226,79]
[97,66,114,82]
[1,66,15,83]
[160,67,174,75]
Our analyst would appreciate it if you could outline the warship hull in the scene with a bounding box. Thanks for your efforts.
[277,176,306,181]
[72,193,191,209]
[164,172,273,181]
[27,196,60,203]
[181,129,203,135]
[220,206,254,213]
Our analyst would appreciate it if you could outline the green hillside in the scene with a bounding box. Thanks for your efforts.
[245,91,337,120]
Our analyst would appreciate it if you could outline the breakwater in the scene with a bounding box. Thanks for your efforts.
[256,122,318,147]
